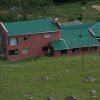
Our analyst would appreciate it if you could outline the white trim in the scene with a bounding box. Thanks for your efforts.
[60,39,69,49]
[81,45,100,48]
[8,30,61,36]
[58,22,62,29]
[88,28,96,36]
[0,22,8,32]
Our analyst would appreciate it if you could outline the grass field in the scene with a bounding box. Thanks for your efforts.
[0,53,100,100]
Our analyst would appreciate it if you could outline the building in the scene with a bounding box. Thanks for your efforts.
[0,18,100,60]
[50,22,100,56]
[0,18,61,60]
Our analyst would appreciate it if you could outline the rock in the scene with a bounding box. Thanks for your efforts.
[64,70,69,73]
[41,75,48,81]
[91,90,97,97]
[65,95,77,100]
[83,77,96,82]
[32,57,38,61]
[24,94,33,100]
[48,96,55,100]
[91,90,96,95]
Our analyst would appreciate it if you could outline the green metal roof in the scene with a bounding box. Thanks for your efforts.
[3,18,59,36]
[89,22,100,37]
[50,40,69,51]
[61,20,83,26]
[62,23,100,49]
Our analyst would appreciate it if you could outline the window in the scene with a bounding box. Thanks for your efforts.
[44,34,50,38]
[8,37,18,46]
[72,48,78,53]
[60,50,67,54]
[22,48,29,54]
[90,46,97,51]
[42,46,49,51]
[8,49,18,55]
[24,36,30,40]
[90,47,94,51]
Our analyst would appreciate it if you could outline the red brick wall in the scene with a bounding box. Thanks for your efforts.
[0,23,8,58]
[53,46,100,57]
[7,31,61,60]
[54,51,61,56]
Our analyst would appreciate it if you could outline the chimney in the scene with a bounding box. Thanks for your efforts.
[54,18,59,24]
[54,18,62,30]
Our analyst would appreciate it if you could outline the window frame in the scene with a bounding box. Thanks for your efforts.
[8,49,18,55]
[44,34,51,39]
[24,36,30,41]
[22,48,29,54]
[60,49,67,54]
[72,48,79,53]
[8,37,18,46]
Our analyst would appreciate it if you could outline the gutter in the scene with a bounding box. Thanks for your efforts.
[8,30,61,37]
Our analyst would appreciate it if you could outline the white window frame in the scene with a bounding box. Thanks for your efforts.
[8,37,18,46]
[44,34,50,38]
[22,48,29,54]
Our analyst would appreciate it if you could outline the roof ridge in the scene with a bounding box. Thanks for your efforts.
[60,39,69,49]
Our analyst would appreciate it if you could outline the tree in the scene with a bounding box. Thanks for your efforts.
[16,0,54,20]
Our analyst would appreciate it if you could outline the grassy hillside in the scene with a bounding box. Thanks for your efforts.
[53,1,100,22]
[0,53,100,100]
[0,0,100,22]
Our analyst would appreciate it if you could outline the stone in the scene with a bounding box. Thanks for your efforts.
[48,96,55,100]
[24,94,33,100]
[65,95,77,100]
[91,90,96,95]
[41,75,48,81]
[64,70,69,73]
[91,90,97,97]
[28,96,33,100]
[84,77,96,82]
[32,57,38,61]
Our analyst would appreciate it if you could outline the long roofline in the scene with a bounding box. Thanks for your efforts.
[0,22,8,33]
[8,30,61,36]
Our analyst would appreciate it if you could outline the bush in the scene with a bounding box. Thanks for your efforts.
[81,0,87,5]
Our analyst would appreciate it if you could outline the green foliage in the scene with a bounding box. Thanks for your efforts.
[0,14,15,22]
[81,0,87,5]
[0,0,100,22]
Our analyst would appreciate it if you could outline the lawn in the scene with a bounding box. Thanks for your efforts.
[0,53,100,100]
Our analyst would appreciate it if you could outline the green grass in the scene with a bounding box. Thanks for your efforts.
[0,53,100,100]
